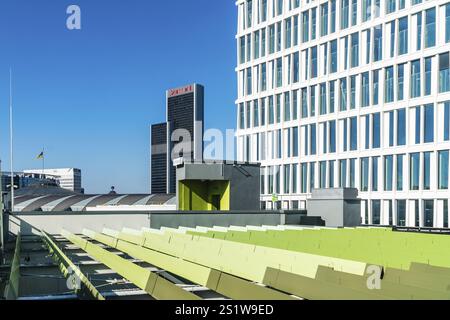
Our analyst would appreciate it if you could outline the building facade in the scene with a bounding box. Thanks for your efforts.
[166,84,204,194]
[23,168,83,193]
[235,0,450,227]
[151,122,168,194]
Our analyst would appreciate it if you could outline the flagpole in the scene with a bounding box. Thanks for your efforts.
[9,68,14,212]
[42,147,45,175]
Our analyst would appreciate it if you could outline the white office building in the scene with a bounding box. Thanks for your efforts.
[23,168,83,193]
[235,0,450,227]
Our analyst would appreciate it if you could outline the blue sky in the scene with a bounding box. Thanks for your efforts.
[0,0,237,194]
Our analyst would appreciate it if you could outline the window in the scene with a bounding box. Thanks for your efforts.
[310,85,316,116]
[261,0,267,22]
[330,0,337,33]
[397,200,406,226]
[341,0,349,29]
[293,127,299,157]
[389,111,394,147]
[339,78,347,111]
[293,90,298,120]
[439,150,449,190]
[247,35,252,62]
[372,157,379,191]
[446,4,450,43]
[246,0,253,28]
[310,162,316,191]
[350,117,358,151]
[253,100,259,127]
[416,12,422,51]
[268,96,274,124]
[246,102,251,128]
[310,124,317,155]
[351,0,357,26]
[361,158,369,192]
[276,22,282,51]
[329,81,336,113]
[293,52,300,83]
[330,120,336,153]
[425,57,432,96]
[397,109,406,146]
[301,88,308,118]
[386,0,395,14]
[365,29,371,64]
[410,153,420,191]
[329,161,335,188]
[276,94,281,123]
[293,15,299,46]
[411,60,421,98]
[292,164,298,194]
[361,72,370,107]
[284,92,291,122]
[269,25,275,54]
[246,67,252,95]
[385,155,393,191]
[362,0,371,22]
[301,163,308,193]
[284,165,290,194]
[425,8,436,48]
[320,84,327,115]
[373,69,379,106]
[311,8,317,40]
[254,31,260,59]
[439,53,450,93]
[330,40,338,73]
[311,46,317,78]
[322,122,328,154]
[397,154,404,191]
[340,160,347,188]
[320,161,327,188]
[320,3,329,37]
[415,106,421,144]
[390,21,395,58]
[302,11,309,43]
[423,152,431,190]
[350,76,356,109]
[373,113,380,148]
[350,33,359,68]
[261,98,266,126]
[239,37,245,64]
[349,159,356,188]
[276,0,283,15]
[398,64,405,101]
[261,29,266,57]
[372,200,381,225]
[285,18,292,49]
[398,17,408,55]
[261,63,267,91]
[424,104,434,143]
[239,103,245,129]
[373,25,382,62]
[385,66,394,103]
[424,200,434,228]
[276,58,282,87]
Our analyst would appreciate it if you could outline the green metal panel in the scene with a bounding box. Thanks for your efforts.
[3,233,21,300]
[61,229,201,300]
[41,231,105,300]
[86,228,297,300]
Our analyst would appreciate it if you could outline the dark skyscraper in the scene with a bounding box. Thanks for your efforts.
[150,84,204,194]
[151,123,168,194]
[167,84,204,194]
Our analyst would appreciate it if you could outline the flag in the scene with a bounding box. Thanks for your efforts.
[36,151,44,160]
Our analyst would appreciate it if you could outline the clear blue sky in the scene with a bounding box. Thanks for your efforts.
[0,0,237,194]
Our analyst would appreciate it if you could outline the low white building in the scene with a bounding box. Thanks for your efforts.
[24,168,83,193]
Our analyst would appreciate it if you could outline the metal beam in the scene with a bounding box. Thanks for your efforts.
[3,233,21,300]
[84,229,296,300]
[60,230,201,300]
[40,231,105,300]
